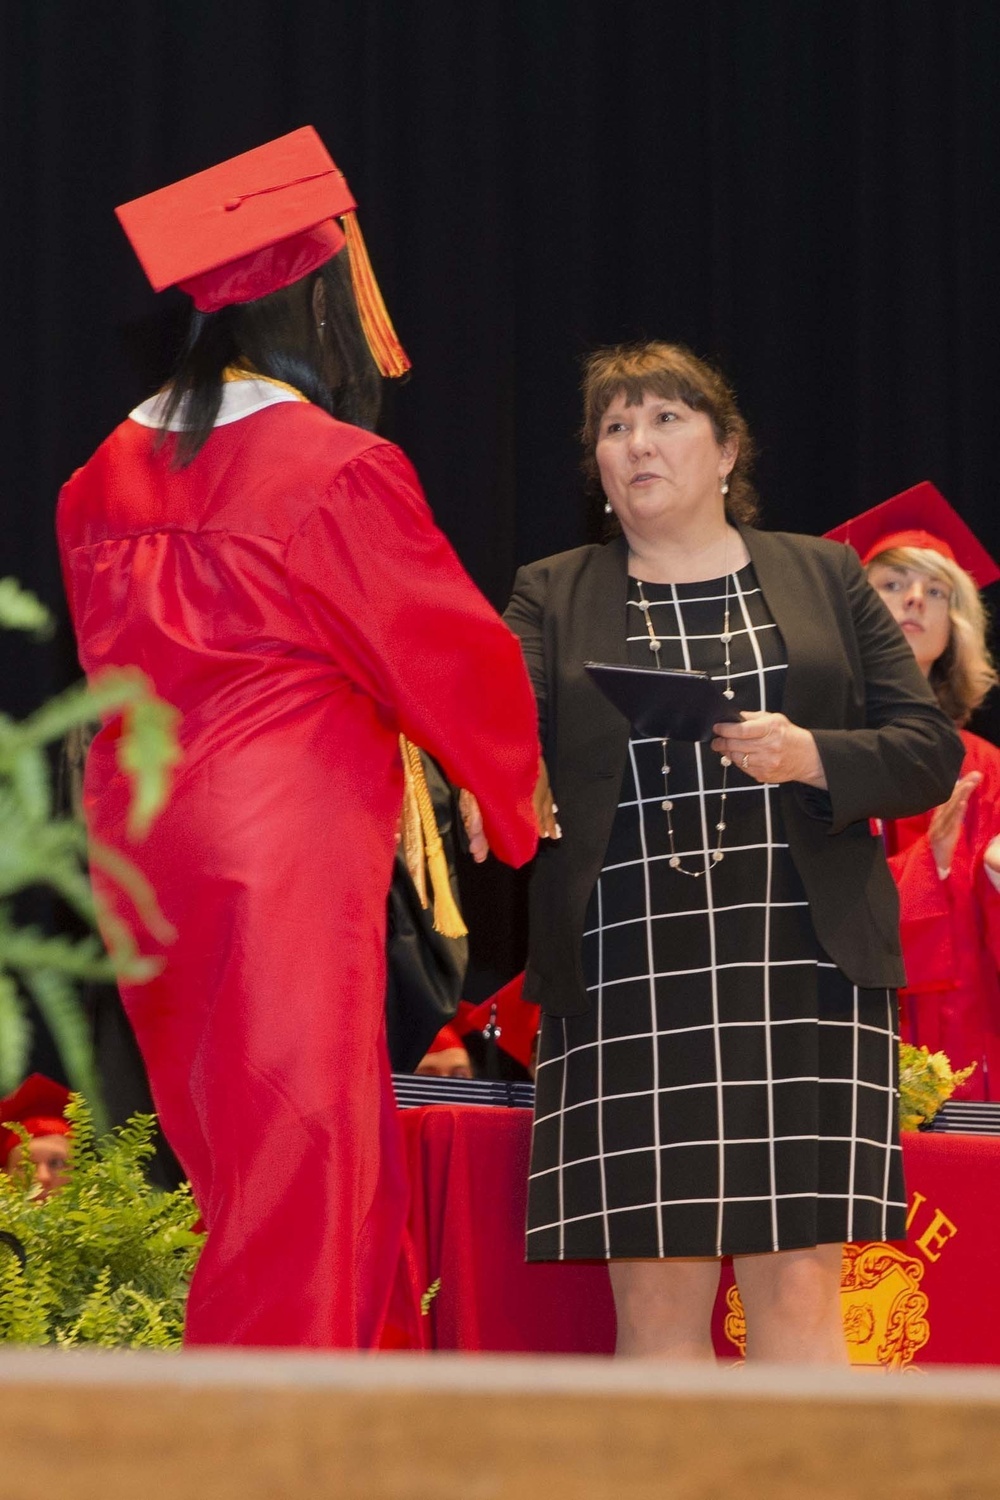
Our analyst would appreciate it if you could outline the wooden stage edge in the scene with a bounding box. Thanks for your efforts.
[2,1349,999,1500]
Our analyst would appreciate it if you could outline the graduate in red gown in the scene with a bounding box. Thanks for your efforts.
[0,1075,72,1200]
[829,485,1000,1099]
[56,128,541,1347]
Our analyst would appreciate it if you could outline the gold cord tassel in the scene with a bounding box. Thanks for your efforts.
[398,750,428,908]
[342,211,412,378]
[401,737,468,939]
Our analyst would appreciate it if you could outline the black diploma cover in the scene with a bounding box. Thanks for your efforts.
[584,662,743,742]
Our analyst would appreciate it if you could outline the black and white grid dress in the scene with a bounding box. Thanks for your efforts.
[526,563,906,1261]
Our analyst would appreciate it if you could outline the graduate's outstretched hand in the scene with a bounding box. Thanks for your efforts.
[459,758,560,864]
[459,788,490,863]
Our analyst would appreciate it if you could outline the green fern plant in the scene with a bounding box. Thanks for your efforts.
[0,1094,203,1347]
[0,578,180,1112]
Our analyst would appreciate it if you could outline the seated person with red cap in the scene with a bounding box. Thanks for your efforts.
[57,128,541,1350]
[418,975,541,1081]
[415,1023,474,1079]
[829,484,1000,1098]
[0,1075,72,1200]
[416,973,541,1081]
[455,974,540,1080]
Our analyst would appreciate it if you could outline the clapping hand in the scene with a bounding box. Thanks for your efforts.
[929,771,982,875]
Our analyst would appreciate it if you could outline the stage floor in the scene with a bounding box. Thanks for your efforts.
[2,1347,1000,1500]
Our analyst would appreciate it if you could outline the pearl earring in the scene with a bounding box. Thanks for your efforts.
[604,499,613,515]
[720,474,730,496]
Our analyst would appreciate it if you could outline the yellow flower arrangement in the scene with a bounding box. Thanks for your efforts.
[898,1043,976,1131]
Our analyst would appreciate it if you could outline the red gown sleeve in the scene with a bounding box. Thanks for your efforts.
[284,441,539,867]
[975,862,1000,970]
[887,834,956,992]
[965,753,1000,970]
[888,733,1000,990]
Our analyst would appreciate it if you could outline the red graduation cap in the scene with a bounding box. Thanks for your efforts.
[0,1074,71,1168]
[825,481,1000,589]
[424,1023,466,1056]
[455,972,540,1072]
[115,126,409,377]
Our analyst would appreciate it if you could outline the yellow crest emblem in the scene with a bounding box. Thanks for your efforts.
[723,1243,931,1369]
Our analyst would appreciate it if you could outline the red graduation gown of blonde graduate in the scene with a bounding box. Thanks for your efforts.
[57,379,539,1348]
[885,729,1000,1100]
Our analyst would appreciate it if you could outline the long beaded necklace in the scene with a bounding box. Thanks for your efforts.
[634,557,735,879]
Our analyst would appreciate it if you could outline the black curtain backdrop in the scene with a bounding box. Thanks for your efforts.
[4,0,1000,999]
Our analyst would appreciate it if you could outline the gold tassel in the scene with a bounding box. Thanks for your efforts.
[342,211,412,378]
[398,741,428,907]
[401,738,468,939]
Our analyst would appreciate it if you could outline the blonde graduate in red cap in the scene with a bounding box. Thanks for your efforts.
[56,128,541,1349]
[830,483,1000,1099]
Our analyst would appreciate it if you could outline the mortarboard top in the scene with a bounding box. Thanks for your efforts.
[116,127,352,311]
[0,1073,71,1166]
[115,127,409,376]
[824,481,1000,590]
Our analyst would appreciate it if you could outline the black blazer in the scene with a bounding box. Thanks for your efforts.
[504,527,965,1017]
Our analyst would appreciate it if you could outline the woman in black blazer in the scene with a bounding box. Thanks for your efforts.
[491,342,962,1363]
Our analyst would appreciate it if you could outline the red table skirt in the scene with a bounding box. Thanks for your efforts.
[399,1106,997,1367]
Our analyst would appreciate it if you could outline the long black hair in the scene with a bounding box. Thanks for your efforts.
[158,247,381,465]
